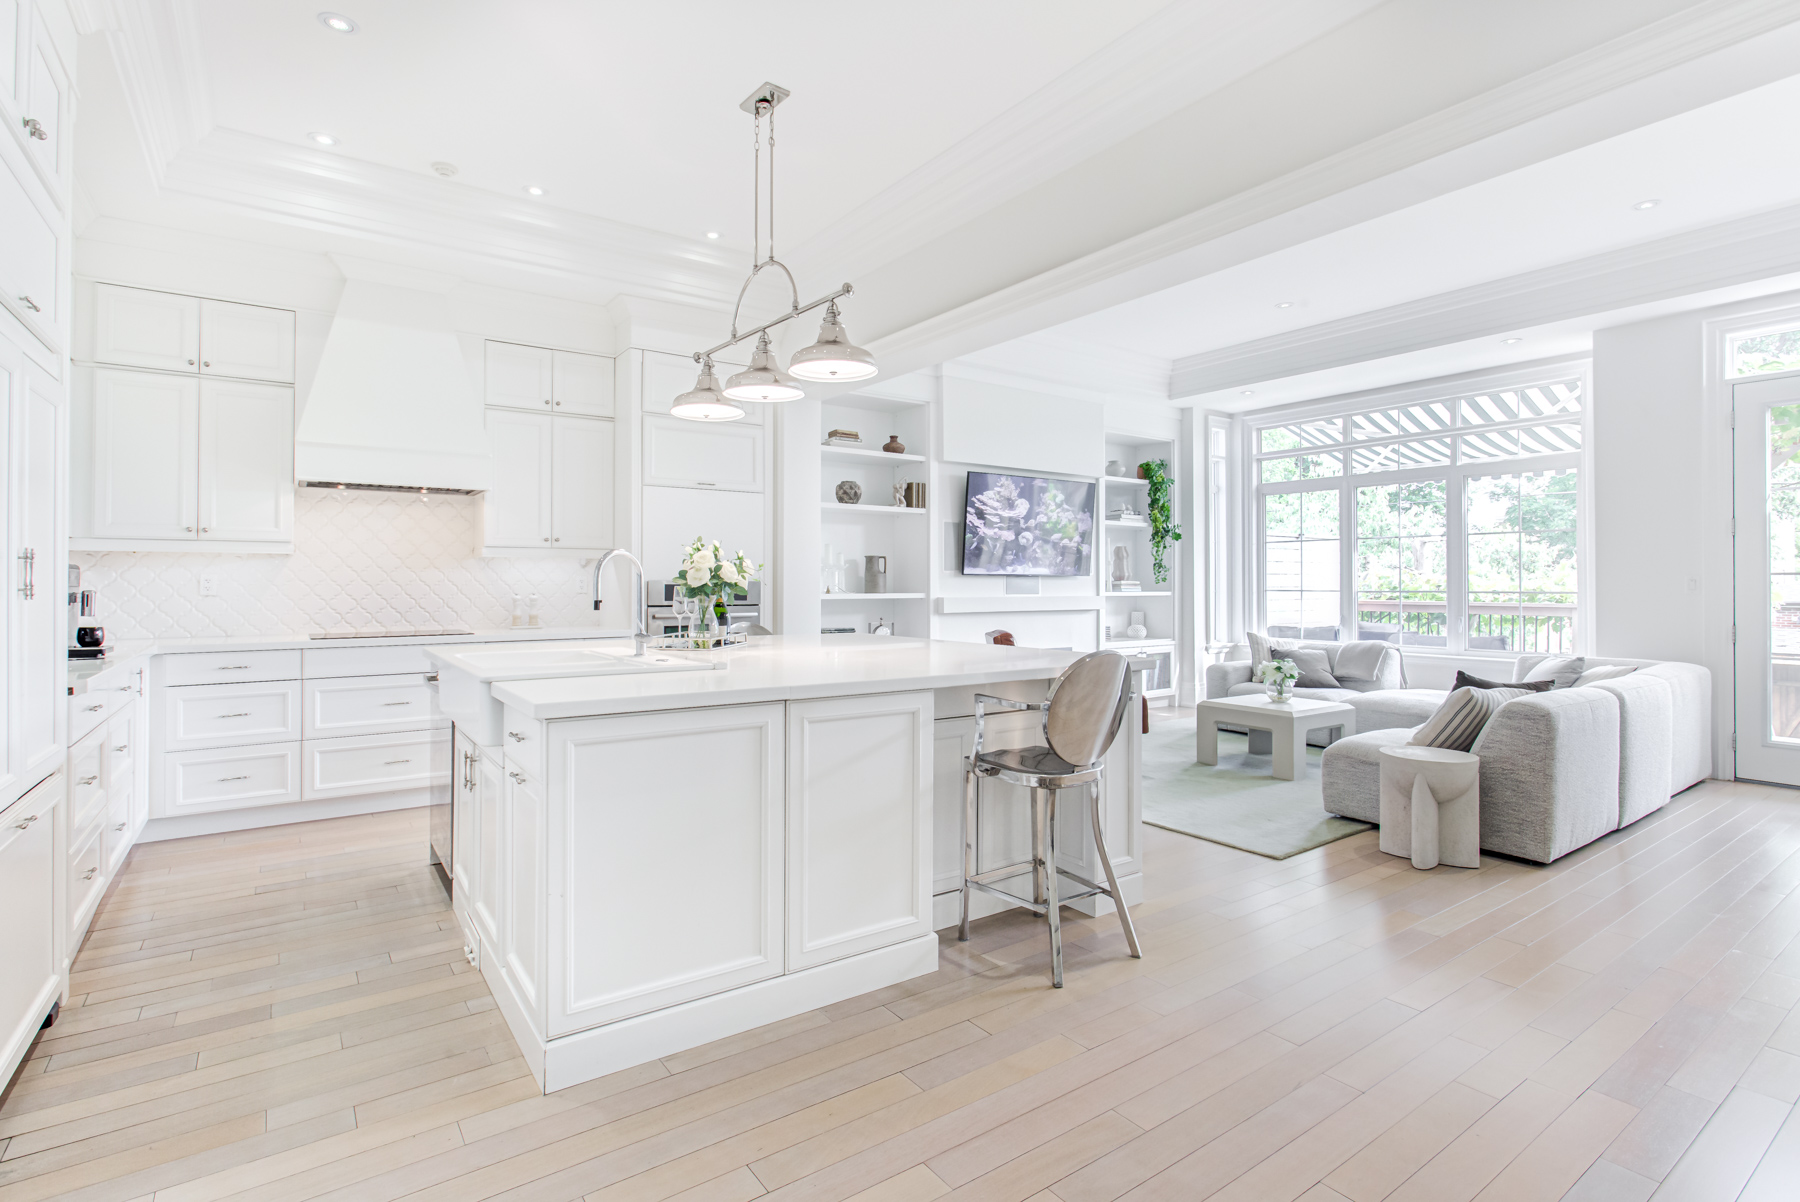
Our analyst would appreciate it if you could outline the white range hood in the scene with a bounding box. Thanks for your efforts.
[296,264,490,492]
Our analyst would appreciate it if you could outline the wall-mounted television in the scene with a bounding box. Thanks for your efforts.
[962,471,1096,577]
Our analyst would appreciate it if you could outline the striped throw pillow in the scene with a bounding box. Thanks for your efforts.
[1409,686,1533,752]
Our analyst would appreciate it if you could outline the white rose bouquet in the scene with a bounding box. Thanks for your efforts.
[677,536,760,602]
[1255,657,1300,700]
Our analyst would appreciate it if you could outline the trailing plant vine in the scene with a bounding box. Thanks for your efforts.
[1139,459,1182,584]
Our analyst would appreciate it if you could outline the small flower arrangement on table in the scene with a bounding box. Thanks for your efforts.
[1255,658,1299,701]
[675,537,760,647]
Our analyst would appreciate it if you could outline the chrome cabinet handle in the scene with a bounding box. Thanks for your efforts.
[188,359,195,366]
[185,527,194,532]
[113,745,128,752]
[86,704,103,712]
[84,868,97,880]
[507,731,525,742]
[17,547,33,599]
[18,295,40,312]
[15,814,37,829]
[23,117,46,140]
[381,701,411,706]
[216,665,250,670]
[118,685,134,691]
[508,771,524,782]
[218,712,250,718]
[78,775,97,785]
[201,527,209,533]
[218,775,249,781]
[202,361,210,367]
[385,759,411,765]
[115,822,127,831]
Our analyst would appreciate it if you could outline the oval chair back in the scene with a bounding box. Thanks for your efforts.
[1043,651,1131,770]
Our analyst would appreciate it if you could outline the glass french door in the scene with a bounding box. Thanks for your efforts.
[1734,372,1800,784]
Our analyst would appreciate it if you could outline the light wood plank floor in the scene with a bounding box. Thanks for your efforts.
[4,716,1800,1202]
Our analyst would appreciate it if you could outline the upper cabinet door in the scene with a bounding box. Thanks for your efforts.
[23,25,67,188]
[484,409,553,549]
[552,350,613,418]
[199,299,296,383]
[87,368,199,540]
[551,415,614,551]
[0,153,55,335]
[198,380,294,542]
[642,413,764,493]
[486,342,554,411]
[93,286,201,373]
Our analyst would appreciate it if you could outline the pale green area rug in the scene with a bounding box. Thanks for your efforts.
[1141,721,1373,859]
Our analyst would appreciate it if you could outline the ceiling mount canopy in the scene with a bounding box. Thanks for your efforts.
[673,82,878,422]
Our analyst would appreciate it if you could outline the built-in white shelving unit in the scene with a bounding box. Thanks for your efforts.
[818,392,933,636]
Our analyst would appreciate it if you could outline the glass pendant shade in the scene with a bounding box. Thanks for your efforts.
[669,360,745,422]
[722,333,806,402]
[787,304,878,382]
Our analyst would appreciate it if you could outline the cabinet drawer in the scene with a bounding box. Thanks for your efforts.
[302,645,437,679]
[0,153,58,335]
[103,711,134,788]
[104,786,132,873]
[70,685,127,745]
[162,742,301,816]
[69,821,104,945]
[303,674,439,739]
[69,731,105,832]
[302,731,447,802]
[162,649,300,686]
[165,680,302,750]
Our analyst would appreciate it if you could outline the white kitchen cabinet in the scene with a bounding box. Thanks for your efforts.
[161,741,302,816]
[67,817,102,941]
[302,673,437,739]
[23,23,66,187]
[483,410,614,554]
[503,762,545,1026]
[0,151,56,335]
[92,286,200,373]
[451,732,478,944]
[301,730,447,802]
[484,408,554,548]
[552,350,612,417]
[81,368,198,540]
[163,649,299,686]
[786,693,932,970]
[486,342,554,411]
[0,773,58,1088]
[643,413,764,493]
[474,747,504,954]
[198,379,294,542]
[198,299,295,383]
[163,679,302,751]
[552,415,614,549]
[543,703,784,1036]
[15,354,60,785]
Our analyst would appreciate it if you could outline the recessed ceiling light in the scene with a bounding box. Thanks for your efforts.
[1274,301,1294,309]
[524,185,545,197]
[318,12,356,33]
[1501,337,1522,345]
[308,131,337,146]
[430,161,458,177]
[1240,389,1256,396]
[705,231,720,240]
[1632,199,1660,211]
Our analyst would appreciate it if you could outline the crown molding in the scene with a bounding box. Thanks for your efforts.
[863,0,1800,378]
[157,130,745,309]
[1169,200,1800,397]
[950,333,1170,407]
[783,0,1385,289]
[81,0,211,187]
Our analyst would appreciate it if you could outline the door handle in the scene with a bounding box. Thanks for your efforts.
[83,868,97,880]
[216,665,250,670]
[507,731,525,742]
[15,814,37,829]
[17,295,40,312]
[22,117,46,140]
[509,771,525,782]
[116,822,127,831]
[85,704,102,712]
[78,775,97,785]
[381,701,412,706]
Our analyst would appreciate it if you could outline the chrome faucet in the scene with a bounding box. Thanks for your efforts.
[593,549,652,656]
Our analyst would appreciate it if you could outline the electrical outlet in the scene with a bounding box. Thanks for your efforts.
[199,572,219,598]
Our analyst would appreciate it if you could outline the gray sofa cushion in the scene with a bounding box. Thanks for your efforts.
[1349,688,1447,731]
[1520,655,1586,688]
[1320,728,1418,823]
[1284,647,1341,688]
[1335,641,1401,688]
[1593,673,1674,827]
[1470,688,1621,863]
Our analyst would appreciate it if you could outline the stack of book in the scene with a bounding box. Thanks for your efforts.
[1112,581,1142,592]
[824,429,863,447]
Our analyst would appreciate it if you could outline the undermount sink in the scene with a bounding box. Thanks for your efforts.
[427,640,723,744]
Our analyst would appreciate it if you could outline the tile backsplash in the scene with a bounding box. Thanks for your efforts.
[73,489,616,639]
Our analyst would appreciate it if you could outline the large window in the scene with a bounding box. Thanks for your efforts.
[1253,375,1585,654]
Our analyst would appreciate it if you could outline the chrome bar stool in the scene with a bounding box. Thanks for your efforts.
[959,650,1143,987]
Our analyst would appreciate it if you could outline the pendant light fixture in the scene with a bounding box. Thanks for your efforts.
[672,82,878,421]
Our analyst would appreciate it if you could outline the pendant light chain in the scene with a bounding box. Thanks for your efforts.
[767,99,776,271]
[752,108,761,270]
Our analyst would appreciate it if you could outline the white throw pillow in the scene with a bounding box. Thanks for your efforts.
[1574,663,1637,687]
[1521,655,1586,689]
[1333,640,1394,683]
[1410,686,1534,752]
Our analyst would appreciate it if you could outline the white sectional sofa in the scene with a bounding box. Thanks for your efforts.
[1207,644,1713,864]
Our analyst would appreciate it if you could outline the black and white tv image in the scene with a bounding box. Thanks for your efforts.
[962,471,1096,577]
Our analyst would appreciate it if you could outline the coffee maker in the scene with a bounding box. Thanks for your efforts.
[68,564,104,659]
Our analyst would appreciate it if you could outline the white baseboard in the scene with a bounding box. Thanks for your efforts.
[137,789,433,842]
[492,933,939,1095]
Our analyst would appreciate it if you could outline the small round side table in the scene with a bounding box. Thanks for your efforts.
[1378,745,1480,870]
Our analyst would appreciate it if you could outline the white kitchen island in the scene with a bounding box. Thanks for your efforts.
[431,635,1147,1093]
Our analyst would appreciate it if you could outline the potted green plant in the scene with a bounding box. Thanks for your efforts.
[1138,459,1182,584]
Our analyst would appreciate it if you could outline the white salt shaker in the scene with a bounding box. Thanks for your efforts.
[527,593,543,628]
[510,594,525,628]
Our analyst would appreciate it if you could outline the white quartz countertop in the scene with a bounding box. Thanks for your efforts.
[492,635,1084,719]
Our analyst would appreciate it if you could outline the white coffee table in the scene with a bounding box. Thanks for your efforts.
[1196,694,1356,781]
